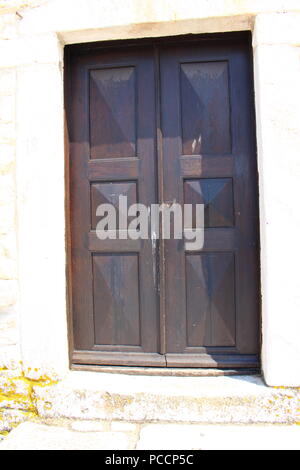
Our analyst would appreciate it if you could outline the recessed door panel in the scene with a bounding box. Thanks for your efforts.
[90,67,136,158]
[180,61,231,155]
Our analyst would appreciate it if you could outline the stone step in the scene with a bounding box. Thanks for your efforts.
[31,372,300,424]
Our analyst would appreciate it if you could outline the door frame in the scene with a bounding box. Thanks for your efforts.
[64,32,261,373]
[14,6,300,386]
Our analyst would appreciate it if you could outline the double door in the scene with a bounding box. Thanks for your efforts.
[67,34,260,369]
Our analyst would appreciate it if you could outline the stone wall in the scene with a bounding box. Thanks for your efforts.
[0,9,19,369]
[0,0,300,386]
[0,1,51,370]
[253,12,300,386]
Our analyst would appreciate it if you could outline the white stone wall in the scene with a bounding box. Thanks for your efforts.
[253,12,300,386]
[0,11,19,368]
[0,0,300,385]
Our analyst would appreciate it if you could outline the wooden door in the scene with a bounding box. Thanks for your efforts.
[66,34,260,369]
[160,39,260,368]
[68,46,164,366]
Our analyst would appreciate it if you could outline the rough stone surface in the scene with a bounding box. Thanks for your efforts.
[0,12,18,370]
[0,408,32,433]
[32,373,300,424]
[253,16,300,386]
[136,423,300,450]
[111,421,138,432]
[0,368,59,435]
[70,420,108,432]
[0,421,133,450]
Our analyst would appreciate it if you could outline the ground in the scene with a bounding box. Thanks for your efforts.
[0,372,299,449]
[0,420,300,450]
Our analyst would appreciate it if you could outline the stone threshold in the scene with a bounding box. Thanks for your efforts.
[32,371,300,424]
[71,365,260,376]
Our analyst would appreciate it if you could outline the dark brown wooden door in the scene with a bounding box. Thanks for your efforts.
[66,34,260,369]
[68,47,164,366]
[160,40,260,368]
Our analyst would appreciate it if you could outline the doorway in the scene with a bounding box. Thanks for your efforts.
[65,33,260,369]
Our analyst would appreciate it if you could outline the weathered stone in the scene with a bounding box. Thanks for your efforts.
[0,258,17,280]
[0,327,18,347]
[0,122,15,143]
[0,232,17,261]
[0,13,17,40]
[137,424,300,450]
[0,280,17,308]
[0,422,133,450]
[0,207,15,235]
[0,11,17,369]
[70,420,107,432]
[0,420,299,450]
[0,366,22,378]
[0,375,33,412]
[0,1,46,15]
[31,373,300,424]
[0,95,15,122]
[0,408,30,433]
[253,12,300,47]
[0,346,21,370]
[0,69,15,95]
[111,421,138,432]
[0,375,31,396]
[0,173,14,206]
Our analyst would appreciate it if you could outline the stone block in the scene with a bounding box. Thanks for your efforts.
[0,173,15,205]
[0,309,18,347]
[0,13,18,40]
[0,33,63,68]
[0,422,133,450]
[31,373,300,424]
[0,206,15,234]
[0,144,15,174]
[0,257,17,280]
[0,375,30,397]
[137,424,300,450]
[253,12,300,47]
[0,122,15,143]
[0,40,17,68]
[0,408,29,434]
[253,36,300,386]
[0,280,17,308]
[0,375,32,412]
[0,345,21,371]
[0,232,17,261]
[111,421,137,432]
[70,420,107,432]
[0,95,15,123]
[0,69,16,95]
